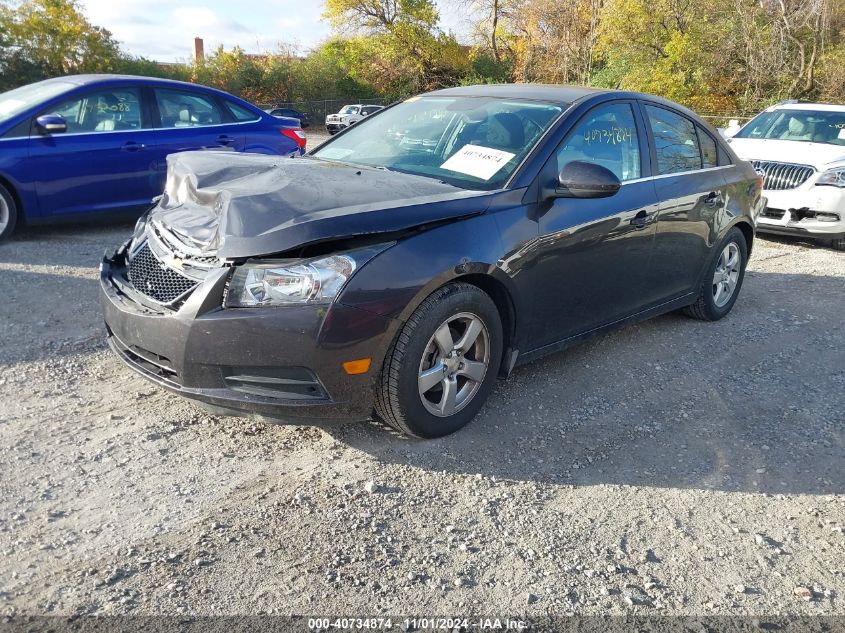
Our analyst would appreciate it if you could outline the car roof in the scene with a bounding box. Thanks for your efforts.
[771,102,845,113]
[421,83,606,104]
[28,74,263,111]
[415,84,716,129]
[38,74,207,89]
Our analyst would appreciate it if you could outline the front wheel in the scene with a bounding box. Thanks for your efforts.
[0,183,18,241]
[375,282,503,438]
[682,227,748,321]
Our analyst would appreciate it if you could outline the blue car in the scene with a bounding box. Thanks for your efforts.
[0,74,306,239]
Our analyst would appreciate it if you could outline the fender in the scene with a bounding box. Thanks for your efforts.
[339,209,533,373]
[0,169,41,222]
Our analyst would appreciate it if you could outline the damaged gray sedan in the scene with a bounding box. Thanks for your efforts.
[100,84,762,437]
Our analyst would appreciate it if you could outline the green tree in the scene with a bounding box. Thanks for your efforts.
[323,0,439,33]
[593,0,738,111]
[0,0,122,90]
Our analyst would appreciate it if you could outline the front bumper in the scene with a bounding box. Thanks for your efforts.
[756,185,845,239]
[325,120,347,133]
[99,246,397,421]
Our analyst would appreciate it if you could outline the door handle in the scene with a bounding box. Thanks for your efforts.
[121,141,144,152]
[629,210,654,229]
[703,191,721,207]
[217,135,234,145]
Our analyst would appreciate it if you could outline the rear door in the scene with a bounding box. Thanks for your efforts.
[529,100,660,346]
[29,85,156,216]
[641,103,731,301]
[147,87,246,191]
[219,98,292,154]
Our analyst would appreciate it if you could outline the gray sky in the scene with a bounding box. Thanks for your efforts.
[80,0,473,62]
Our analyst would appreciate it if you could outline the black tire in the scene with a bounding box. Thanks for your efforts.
[0,182,18,241]
[375,282,503,438]
[828,237,845,252]
[683,227,748,321]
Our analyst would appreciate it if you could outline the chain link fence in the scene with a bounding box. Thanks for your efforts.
[699,113,756,128]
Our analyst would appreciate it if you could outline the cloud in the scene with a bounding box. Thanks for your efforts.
[80,0,332,61]
[80,0,468,62]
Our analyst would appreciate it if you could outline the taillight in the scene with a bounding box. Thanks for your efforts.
[280,127,307,150]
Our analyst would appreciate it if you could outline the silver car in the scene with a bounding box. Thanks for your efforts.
[326,104,384,135]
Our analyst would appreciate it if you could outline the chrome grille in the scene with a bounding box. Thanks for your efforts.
[127,243,198,304]
[149,222,220,276]
[751,160,815,191]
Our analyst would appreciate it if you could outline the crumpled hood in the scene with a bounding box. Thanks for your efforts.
[149,151,491,259]
[728,138,845,169]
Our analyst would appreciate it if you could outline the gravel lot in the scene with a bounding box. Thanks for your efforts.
[0,209,843,619]
[307,129,331,149]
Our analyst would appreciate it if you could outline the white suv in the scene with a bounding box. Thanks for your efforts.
[726,102,845,250]
[325,104,384,135]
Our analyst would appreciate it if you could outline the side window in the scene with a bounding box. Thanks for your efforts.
[644,105,701,174]
[155,89,224,128]
[227,100,259,122]
[555,102,641,182]
[697,126,718,168]
[43,88,143,133]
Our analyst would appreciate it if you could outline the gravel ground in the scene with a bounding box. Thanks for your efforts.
[0,217,843,619]
[307,129,331,150]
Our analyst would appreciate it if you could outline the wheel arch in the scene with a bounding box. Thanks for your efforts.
[0,174,23,225]
[390,271,519,379]
[733,219,754,258]
[454,273,517,377]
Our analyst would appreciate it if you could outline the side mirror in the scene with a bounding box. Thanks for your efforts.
[35,114,67,135]
[549,161,621,199]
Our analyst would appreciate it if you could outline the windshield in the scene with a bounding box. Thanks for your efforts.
[0,81,75,126]
[339,106,359,115]
[735,109,845,145]
[313,96,564,190]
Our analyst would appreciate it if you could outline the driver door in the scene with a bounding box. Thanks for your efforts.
[528,100,661,347]
[28,85,156,217]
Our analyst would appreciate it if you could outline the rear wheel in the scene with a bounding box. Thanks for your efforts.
[828,237,845,252]
[683,227,748,321]
[375,282,503,438]
[0,183,18,241]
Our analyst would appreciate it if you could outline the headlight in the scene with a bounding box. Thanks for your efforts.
[225,244,391,307]
[816,167,845,188]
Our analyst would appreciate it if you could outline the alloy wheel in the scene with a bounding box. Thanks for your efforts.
[712,242,741,307]
[0,196,8,235]
[417,312,490,417]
